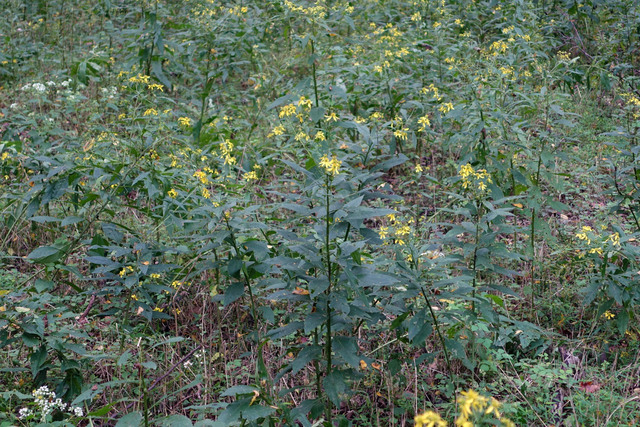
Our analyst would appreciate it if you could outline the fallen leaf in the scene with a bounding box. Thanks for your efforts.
[579,381,601,393]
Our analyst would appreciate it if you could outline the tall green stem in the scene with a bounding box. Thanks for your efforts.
[324,174,333,422]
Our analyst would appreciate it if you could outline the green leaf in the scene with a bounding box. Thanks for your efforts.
[310,107,325,123]
[242,405,276,422]
[333,337,360,369]
[34,279,54,292]
[221,385,258,397]
[266,321,303,339]
[27,245,64,264]
[152,60,172,90]
[115,411,143,427]
[407,309,432,346]
[157,415,193,427]
[617,309,629,335]
[290,345,321,375]
[223,282,244,306]
[324,371,348,406]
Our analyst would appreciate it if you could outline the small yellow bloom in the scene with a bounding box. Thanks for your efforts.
[143,108,158,116]
[167,189,178,198]
[178,117,192,127]
[325,111,339,122]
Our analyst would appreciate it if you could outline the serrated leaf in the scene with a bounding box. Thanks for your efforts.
[290,345,321,375]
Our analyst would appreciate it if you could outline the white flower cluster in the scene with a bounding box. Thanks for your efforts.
[22,82,47,93]
[101,86,118,99]
[17,385,84,421]
[21,79,72,93]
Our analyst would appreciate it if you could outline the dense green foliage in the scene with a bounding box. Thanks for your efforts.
[1,0,639,425]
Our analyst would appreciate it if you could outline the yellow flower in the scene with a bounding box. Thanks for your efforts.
[394,128,408,140]
[0,152,8,161]
[415,163,424,173]
[279,104,297,118]
[167,189,178,198]
[378,226,389,239]
[315,131,326,141]
[244,170,258,181]
[438,102,454,113]
[268,125,285,137]
[603,310,615,320]
[178,117,192,127]
[319,154,341,176]
[325,111,339,122]
[458,389,487,418]
[396,225,411,236]
[147,83,164,91]
[193,170,209,184]
[414,410,447,427]
[143,108,158,116]
[606,232,620,247]
[418,115,431,132]
[298,96,313,109]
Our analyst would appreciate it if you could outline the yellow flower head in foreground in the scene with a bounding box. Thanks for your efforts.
[459,389,487,418]
[319,154,341,176]
[178,117,192,127]
[415,410,447,427]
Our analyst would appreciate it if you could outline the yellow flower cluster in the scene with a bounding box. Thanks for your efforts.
[178,117,192,127]
[227,5,248,16]
[459,164,492,192]
[415,390,513,427]
[268,125,285,138]
[378,214,412,245]
[243,170,258,181]
[128,73,151,84]
[414,410,446,427]
[575,225,594,245]
[456,389,514,427]
[279,104,297,118]
[283,0,326,19]
[219,139,236,166]
[319,154,341,176]
[167,188,178,198]
[418,115,431,132]
[438,102,454,114]
[119,266,135,278]
[556,50,571,61]
[421,84,443,101]
[193,170,209,185]
[487,40,509,56]
[576,226,621,256]
[621,93,640,118]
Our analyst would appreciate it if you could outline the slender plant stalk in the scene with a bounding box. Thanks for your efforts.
[323,174,333,422]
